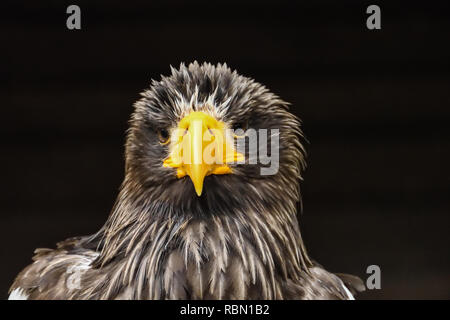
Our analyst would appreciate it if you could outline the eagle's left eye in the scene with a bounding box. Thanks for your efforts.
[232,120,248,132]
[232,120,248,138]
[158,129,170,144]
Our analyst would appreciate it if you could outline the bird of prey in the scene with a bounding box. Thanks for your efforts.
[9,62,364,300]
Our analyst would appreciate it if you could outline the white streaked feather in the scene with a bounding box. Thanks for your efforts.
[65,252,99,291]
[342,283,355,300]
[8,288,28,300]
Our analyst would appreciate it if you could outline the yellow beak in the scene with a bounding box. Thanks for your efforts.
[163,111,244,196]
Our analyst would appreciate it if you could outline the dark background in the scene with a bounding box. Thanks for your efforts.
[1,1,449,299]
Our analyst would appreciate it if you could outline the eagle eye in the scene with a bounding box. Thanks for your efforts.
[232,120,248,137]
[157,129,170,144]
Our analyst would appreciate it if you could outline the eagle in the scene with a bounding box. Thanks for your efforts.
[9,62,364,300]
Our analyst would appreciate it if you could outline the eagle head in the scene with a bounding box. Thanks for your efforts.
[123,62,305,217]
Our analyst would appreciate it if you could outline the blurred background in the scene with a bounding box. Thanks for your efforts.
[1,1,449,299]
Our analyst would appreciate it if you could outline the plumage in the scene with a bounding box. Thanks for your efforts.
[9,62,364,300]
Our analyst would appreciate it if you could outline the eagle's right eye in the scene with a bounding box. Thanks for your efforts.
[158,129,170,145]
